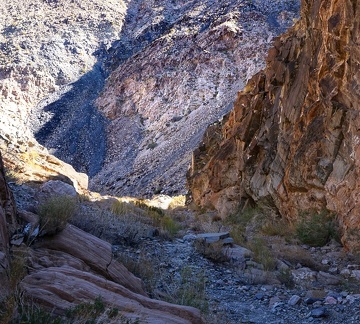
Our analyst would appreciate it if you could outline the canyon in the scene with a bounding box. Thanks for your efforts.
[0,0,299,197]
[1,0,360,323]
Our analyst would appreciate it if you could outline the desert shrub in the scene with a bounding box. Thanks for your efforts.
[160,216,181,237]
[165,266,208,312]
[66,296,105,322]
[261,218,292,238]
[295,210,339,247]
[194,239,229,263]
[116,253,156,292]
[134,201,181,238]
[277,268,295,288]
[226,205,259,225]
[14,304,62,324]
[147,141,157,149]
[225,205,261,245]
[247,237,276,271]
[111,200,137,215]
[38,195,77,235]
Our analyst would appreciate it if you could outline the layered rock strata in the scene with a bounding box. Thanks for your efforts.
[188,0,360,251]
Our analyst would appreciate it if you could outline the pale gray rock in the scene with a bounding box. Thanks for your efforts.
[288,295,301,306]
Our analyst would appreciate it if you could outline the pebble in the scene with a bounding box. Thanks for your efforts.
[324,296,337,305]
[310,307,328,318]
[288,295,301,306]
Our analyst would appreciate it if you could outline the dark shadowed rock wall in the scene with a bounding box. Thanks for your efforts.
[0,151,17,300]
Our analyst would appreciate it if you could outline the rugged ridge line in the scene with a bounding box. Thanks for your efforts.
[188,0,360,251]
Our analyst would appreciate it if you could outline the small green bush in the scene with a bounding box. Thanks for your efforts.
[295,210,339,247]
[66,296,105,321]
[194,239,229,263]
[111,200,133,215]
[38,195,77,235]
[277,268,295,288]
[248,237,276,271]
[15,305,62,324]
[167,266,208,312]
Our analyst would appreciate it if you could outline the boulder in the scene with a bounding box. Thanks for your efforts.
[36,180,77,202]
[34,224,145,295]
[21,266,202,323]
[22,224,204,323]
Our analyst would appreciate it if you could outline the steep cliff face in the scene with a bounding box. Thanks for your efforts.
[188,0,360,250]
[92,0,299,197]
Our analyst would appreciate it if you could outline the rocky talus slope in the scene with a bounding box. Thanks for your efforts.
[92,0,300,197]
[188,0,360,250]
[0,0,126,188]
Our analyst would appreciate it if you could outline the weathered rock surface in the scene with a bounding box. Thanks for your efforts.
[0,150,203,322]
[188,0,360,250]
[0,0,124,191]
[1,142,88,193]
[0,151,17,301]
[91,0,299,197]
[33,224,145,295]
[21,266,202,323]
[19,224,203,323]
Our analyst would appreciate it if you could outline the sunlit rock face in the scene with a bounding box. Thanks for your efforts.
[188,0,360,251]
[92,0,299,197]
[0,0,126,189]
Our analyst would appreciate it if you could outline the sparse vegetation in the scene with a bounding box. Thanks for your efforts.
[261,217,293,238]
[38,195,77,235]
[65,296,106,322]
[165,266,208,312]
[225,204,261,245]
[295,209,339,247]
[247,237,276,271]
[194,239,229,263]
[0,248,29,323]
[147,141,158,150]
[277,268,295,288]
[116,253,156,292]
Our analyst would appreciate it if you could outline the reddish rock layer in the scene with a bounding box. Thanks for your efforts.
[188,0,360,251]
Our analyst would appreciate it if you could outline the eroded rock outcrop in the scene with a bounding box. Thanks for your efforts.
[19,224,203,323]
[188,0,360,251]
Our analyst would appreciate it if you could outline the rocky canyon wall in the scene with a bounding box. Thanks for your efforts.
[188,0,360,251]
[92,0,299,197]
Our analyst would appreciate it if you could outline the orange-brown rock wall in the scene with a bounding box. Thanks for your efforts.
[188,0,360,250]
